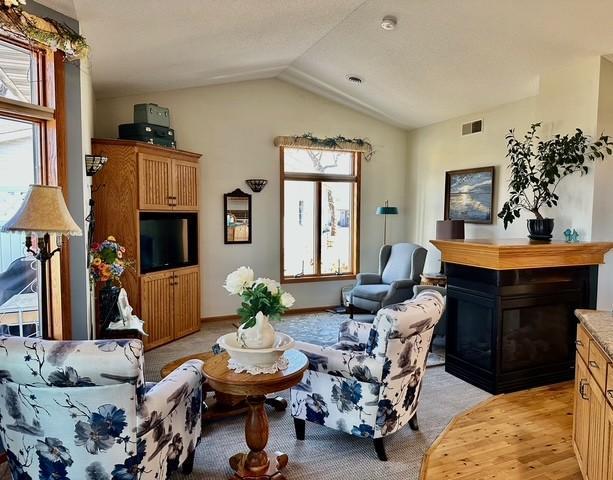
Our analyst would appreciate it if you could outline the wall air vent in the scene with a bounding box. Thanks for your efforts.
[462,119,483,136]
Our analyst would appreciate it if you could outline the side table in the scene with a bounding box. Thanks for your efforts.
[160,352,288,422]
[203,350,308,480]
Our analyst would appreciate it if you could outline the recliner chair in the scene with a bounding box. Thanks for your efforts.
[349,243,427,318]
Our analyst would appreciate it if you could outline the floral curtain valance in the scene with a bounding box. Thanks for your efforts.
[0,1,88,60]
[274,134,373,156]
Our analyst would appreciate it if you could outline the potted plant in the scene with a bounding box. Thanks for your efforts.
[224,266,295,349]
[498,123,612,239]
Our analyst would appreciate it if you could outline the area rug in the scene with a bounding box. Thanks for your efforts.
[144,314,490,480]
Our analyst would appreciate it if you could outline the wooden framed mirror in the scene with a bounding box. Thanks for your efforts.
[224,188,252,244]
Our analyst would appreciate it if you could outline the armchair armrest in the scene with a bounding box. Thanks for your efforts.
[138,359,204,435]
[355,273,382,286]
[296,340,383,384]
[389,279,417,291]
[338,320,373,345]
[413,285,447,298]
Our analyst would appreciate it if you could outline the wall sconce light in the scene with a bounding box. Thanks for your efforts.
[245,179,268,192]
[85,154,108,176]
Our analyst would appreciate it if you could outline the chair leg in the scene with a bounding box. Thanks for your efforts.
[373,437,388,461]
[181,449,195,475]
[349,303,354,319]
[409,413,419,431]
[294,417,305,440]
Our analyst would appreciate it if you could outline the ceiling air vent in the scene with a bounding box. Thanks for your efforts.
[462,119,483,136]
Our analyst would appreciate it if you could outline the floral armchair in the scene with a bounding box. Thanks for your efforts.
[290,290,444,460]
[0,336,204,480]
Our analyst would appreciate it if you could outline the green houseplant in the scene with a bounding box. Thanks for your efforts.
[498,123,612,239]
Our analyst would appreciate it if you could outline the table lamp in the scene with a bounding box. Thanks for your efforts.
[2,185,82,339]
[376,200,398,245]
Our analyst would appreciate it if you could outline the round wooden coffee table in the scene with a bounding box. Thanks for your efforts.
[203,350,308,480]
[160,352,288,422]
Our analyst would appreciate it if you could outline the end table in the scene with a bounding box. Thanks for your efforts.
[203,350,308,480]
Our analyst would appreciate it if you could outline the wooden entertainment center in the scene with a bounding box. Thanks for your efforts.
[92,139,202,350]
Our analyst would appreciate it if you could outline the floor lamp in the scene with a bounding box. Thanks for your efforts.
[2,185,82,339]
[376,200,398,245]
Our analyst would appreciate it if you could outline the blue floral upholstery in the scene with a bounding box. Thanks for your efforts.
[0,336,204,480]
[290,290,444,441]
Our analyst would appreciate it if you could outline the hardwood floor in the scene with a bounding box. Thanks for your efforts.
[421,382,582,480]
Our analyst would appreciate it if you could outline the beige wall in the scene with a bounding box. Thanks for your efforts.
[406,56,603,274]
[593,57,613,309]
[95,79,408,317]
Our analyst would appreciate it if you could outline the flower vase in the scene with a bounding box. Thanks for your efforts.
[237,312,275,349]
[99,283,121,329]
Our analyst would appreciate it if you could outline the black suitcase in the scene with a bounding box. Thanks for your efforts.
[118,123,176,149]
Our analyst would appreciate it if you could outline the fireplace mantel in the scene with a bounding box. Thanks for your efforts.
[430,238,613,270]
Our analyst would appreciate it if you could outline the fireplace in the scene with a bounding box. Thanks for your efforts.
[445,263,596,394]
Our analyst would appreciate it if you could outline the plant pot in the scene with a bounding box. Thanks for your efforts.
[527,218,554,240]
[99,285,121,329]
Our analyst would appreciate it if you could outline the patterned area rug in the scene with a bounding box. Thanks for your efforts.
[140,312,489,480]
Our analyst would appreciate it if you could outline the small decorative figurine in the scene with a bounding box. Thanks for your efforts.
[563,228,580,243]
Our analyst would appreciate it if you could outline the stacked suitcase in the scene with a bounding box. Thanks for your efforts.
[118,103,176,148]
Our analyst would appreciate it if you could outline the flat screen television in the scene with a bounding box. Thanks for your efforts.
[139,212,198,273]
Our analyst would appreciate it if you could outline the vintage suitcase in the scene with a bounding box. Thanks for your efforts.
[118,123,176,149]
[133,103,170,127]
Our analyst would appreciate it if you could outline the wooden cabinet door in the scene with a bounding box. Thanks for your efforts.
[140,271,174,349]
[588,374,608,480]
[172,159,199,210]
[574,355,591,476]
[605,404,613,480]
[138,153,174,210]
[173,267,200,338]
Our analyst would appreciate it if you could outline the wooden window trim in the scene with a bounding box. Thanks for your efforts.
[280,146,361,283]
[0,35,70,339]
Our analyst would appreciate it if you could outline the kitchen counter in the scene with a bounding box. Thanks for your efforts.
[575,309,613,359]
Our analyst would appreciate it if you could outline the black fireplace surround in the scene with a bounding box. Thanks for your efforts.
[445,263,597,394]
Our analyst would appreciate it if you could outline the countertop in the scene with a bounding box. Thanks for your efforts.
[575,309,613,359]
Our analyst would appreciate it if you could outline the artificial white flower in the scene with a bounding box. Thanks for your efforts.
[280,292,295,308]
[224,266,254,295]
[255,277,280,295]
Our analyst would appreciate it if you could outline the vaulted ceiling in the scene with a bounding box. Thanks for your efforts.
[38,0,613,129]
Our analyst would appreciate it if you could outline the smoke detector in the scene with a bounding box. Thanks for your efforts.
[381,15,397,31]
[346,74,363,85]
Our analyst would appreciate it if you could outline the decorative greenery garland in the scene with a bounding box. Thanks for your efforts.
[0,0,88,60]
[274,133,374,160]
[298,132,373,151]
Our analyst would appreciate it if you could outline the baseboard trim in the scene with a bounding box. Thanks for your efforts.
[201,305,339,323]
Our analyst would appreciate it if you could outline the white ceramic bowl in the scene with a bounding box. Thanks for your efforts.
[218,332,295,368]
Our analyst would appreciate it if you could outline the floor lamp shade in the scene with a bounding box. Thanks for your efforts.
[376,200,398,245]
[2,185,82,236]
[436,219,465,240]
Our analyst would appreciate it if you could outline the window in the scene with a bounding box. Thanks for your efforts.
[281,147,360,282]
[0,36,60,337]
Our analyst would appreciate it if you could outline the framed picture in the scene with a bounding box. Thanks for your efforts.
[444,166,495,224]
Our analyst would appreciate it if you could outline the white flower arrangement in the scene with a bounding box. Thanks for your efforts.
[224,267,295,328]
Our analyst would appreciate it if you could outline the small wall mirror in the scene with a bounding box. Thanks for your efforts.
[224,188,252,244]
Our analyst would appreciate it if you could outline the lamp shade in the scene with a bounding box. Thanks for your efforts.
[436,219,465,240]
[376,200,398,215]
[2,185,82,236]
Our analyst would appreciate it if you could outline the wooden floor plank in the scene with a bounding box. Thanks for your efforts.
[420,382,582,480]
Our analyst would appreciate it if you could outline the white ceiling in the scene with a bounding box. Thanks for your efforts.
[38,0,613,129]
